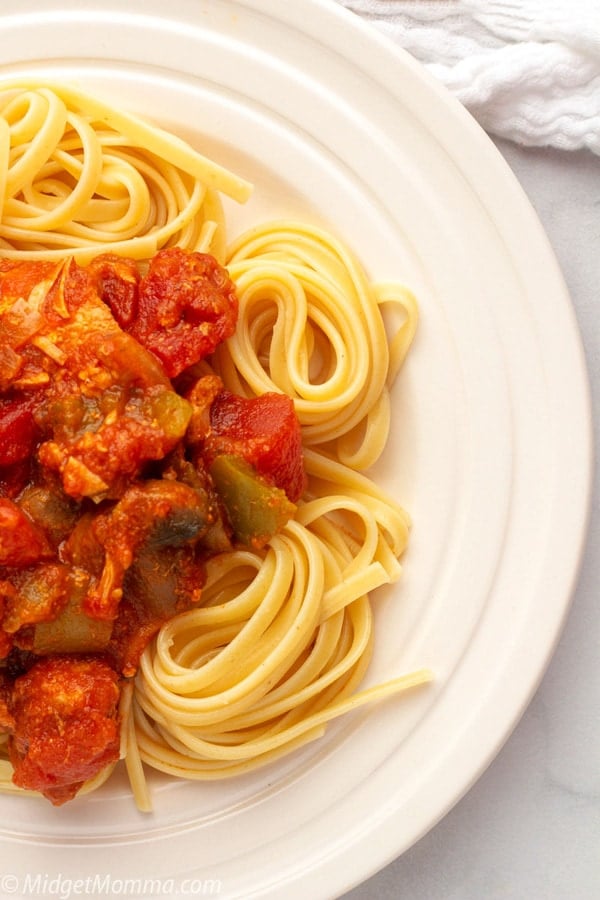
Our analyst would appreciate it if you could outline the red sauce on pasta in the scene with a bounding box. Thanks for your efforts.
[0,249,305,803]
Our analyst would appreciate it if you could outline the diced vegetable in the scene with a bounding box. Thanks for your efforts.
[148,390,193,443]
[97,330,170,389]
[160,449,233,553]
[109,544,205,676]
[209,454,296,549]
[87,479,212,621]
[17,484,79,549]
[94,479,212,560]
[33,572,113,654]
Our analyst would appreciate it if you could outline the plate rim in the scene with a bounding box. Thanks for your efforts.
[0,1,594,896]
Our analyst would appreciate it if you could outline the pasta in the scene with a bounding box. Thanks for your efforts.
[0,83,429,810]
[127,224,425,806]
[216,221,419,466]
[0,82,251,263]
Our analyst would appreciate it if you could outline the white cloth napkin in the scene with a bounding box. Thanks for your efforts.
[336,0,600,155]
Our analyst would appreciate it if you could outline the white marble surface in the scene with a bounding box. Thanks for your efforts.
[344,141,600,899]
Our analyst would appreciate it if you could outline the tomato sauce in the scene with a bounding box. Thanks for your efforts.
[0,248,305,803]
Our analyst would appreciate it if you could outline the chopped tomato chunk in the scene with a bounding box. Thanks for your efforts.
[0,461,31,499]
[0,395,40,466]
[86,253,140,329]
[203,390,306,502]
[0,498,50,567]
[130,248,238,377]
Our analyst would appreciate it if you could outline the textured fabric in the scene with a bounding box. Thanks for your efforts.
[336,0,600,154]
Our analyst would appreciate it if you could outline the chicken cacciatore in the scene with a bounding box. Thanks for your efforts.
[0,247,305,804]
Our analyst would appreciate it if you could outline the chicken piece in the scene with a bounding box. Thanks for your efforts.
[37,380,192,501]
[7,655,121,805]
[0,255,191,500]
[1,563,70,635]
[0,258,63,392]
[182,373,224,445]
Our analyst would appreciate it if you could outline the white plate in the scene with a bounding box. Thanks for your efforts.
[0,1,592,898]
